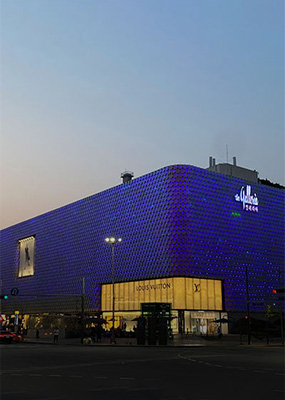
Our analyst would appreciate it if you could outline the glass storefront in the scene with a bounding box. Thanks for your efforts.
[101,277,227,335]
[185,311,228,335]
[102,310,228,335]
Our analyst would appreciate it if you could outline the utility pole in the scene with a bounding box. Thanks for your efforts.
[278,267,284,346]
[81,276,85,318]
[0,277,2,315]
[0,277,2,327]
[245,264,251,345]
[81,277,85,343]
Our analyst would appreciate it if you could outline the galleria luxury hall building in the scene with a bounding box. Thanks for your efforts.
[0,158,284,335]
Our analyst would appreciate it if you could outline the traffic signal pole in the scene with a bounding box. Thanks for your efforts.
[280,303,284,347]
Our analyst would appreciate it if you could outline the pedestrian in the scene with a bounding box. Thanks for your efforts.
[53,327,59,343]
[90,327,96,343]
[96,325,102,342]
[217,326,222,339]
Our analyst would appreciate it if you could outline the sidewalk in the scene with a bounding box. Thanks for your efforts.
[22,334,285,347]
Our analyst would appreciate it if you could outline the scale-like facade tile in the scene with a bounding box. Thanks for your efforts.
[0,164,284,314]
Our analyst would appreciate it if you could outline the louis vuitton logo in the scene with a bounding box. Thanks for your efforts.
[194,283,201,292]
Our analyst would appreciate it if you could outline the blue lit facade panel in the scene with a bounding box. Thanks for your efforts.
[0,164,284,314]
[166,165,284,312]
[0,167,174,313]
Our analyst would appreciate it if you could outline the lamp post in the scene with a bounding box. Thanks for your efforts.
[105,237,122,343]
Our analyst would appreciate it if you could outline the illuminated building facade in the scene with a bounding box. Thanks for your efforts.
[0,164,284,334]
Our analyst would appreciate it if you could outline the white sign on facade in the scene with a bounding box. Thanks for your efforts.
[235,185,259,212]
[18,236,35,277]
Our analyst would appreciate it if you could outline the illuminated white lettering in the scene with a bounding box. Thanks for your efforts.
[235,185,259,212]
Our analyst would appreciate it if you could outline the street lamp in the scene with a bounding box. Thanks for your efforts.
[105,237,122,343]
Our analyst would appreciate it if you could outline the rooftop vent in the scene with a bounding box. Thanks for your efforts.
[121,171,134,184]
[207,155,258,183]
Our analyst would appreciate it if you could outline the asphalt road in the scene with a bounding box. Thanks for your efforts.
[0,342,284,400]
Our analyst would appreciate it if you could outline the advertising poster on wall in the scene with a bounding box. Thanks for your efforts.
[18,236,35,277]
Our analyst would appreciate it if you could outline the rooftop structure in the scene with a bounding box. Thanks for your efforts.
[207,156,259,183]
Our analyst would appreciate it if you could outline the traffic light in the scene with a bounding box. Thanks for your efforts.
[0,294,8,300]
[272,288,285,300]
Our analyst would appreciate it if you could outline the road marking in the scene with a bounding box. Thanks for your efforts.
[178,353,252,373]
[49,374,61,377]
[2,356,177,376]
[1,392,27,395]
[253,370,266,373]
[159,397,185,400]
[89,387,128,392]
[120,377,135,380]
[94,376,107,379]
[10,373,22,376]
[126,387,159,391]
[41,397,65,400]
[180,353,242,358]
[29,374,42,376]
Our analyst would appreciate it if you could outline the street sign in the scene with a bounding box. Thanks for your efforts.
[11,288,19,296]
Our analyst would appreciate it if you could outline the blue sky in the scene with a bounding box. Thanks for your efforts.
[1,0,284,229]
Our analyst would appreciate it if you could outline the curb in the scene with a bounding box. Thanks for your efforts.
[22,339,283,348]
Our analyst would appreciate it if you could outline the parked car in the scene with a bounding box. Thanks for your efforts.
[0,331,14,344]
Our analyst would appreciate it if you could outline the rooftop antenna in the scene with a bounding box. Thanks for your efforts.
[226,145,229,163]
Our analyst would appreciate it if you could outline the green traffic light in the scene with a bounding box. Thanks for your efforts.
[4,295,8,299]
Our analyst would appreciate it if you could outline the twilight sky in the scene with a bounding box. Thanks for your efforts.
[1,0,284,229]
